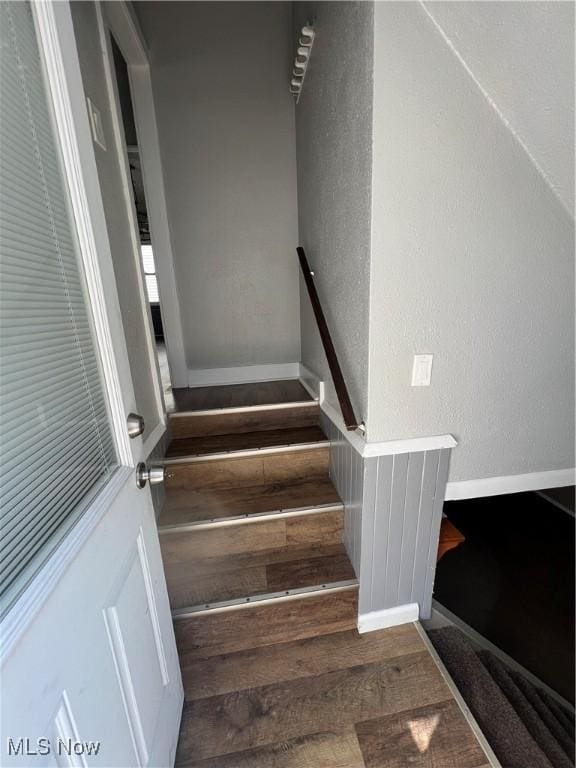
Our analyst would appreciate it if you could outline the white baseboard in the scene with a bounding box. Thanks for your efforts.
[358,603,419,633]
[188,363,300,388]
[445,467,576,500]
[298,363,323,400]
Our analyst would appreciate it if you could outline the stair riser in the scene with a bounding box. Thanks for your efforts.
[169,404,320,439]
[165,446,329,491]
[160,510,344,567]
[174,588,359,658]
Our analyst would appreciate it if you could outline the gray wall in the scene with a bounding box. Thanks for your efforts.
[294,2,374,420]
[368,1,575,482]
[71,2,161,441]
[135,2,300,372]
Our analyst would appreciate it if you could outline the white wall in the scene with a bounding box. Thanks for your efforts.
[294,1,374,420]
[135,2,300,375]
[368,1,575,483]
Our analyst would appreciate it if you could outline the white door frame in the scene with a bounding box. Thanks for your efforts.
[102,1,188,392]
[96,3,166,457]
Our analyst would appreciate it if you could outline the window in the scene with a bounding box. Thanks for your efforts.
[0,2,118,617]
[141,244,159,303]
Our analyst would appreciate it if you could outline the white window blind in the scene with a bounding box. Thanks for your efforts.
[0,2,118,617]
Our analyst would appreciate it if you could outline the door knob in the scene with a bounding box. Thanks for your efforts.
[136,462,166,489]
[127,412,145,438]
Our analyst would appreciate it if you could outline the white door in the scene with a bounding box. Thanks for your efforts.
[0,3,183,767]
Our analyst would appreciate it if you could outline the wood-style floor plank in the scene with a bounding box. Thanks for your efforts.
[164,543,354,609]
[169,566,269,608]
[161,510,343,570]
[166,543,346,580]
[165,447,329,492]
[160,477,341,526]
[174,588,358,658]
[166,426,327,459]
[171,380,312,412]
[169,404,320,439]
[181,625,427,701]
[175,651,450,763]
[177,730,366,768]
[266,551,354,591]
[161,518,291,565]
[355,699,490,768]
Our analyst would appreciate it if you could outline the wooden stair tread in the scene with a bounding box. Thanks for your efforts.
[170,380,312,412]
[173,588,359,659]
[163,543,356,609]
[159,477,341,527]
[166,425,327,459]
[164,446,329,492]
[179,623,425,701]
[169,403,320,440]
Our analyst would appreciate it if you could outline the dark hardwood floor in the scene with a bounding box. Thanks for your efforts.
[434,489,575,703]
[175,623,490,767]
[171,380,312,412]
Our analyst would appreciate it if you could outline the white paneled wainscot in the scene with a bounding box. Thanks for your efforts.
[320,408,455,631]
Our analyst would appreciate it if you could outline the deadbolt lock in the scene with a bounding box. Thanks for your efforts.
[127,412,145,439]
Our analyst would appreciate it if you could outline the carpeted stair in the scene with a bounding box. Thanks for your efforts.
[428,627,575,768]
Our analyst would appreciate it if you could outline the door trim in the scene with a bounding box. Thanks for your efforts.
[102,1,189,389]
[96,5,167,432]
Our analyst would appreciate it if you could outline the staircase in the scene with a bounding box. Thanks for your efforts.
[429,627,576,768]
[158,380,358,671]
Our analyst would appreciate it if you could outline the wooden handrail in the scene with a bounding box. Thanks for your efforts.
[297,247,360,432]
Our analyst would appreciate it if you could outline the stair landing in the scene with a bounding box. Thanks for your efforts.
[175,622,493,766]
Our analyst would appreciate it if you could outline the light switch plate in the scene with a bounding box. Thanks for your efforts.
[87,97,106,151]
[411,354,433,386]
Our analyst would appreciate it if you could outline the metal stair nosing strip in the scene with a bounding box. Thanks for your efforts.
[161,440,329,465]
[168,399,320,419]
[171,579,359,619]
[158,502,344,534]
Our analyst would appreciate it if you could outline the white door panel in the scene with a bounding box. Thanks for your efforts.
[0,2,182,766]
[2,479,181,768]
